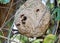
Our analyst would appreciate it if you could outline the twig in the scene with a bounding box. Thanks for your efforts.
[0,6,9,8]
[12,0,24,7]
[0,0,24,9]
[0,0,24,30]
[0,14,14,30]
[7,24,13,43]
[1,0,14,29]
[0,35,19,43]
[55,21,59,35]
[52,21,59,35]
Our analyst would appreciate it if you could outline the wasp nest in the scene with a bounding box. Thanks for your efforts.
[14,0,50,37]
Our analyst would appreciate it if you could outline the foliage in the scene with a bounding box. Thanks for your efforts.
[0,0,60,43]
[11,34,29,43]
[32,39,40,43]
[43,34,57,43]
[52,8,60,21]
[0,31,4,43]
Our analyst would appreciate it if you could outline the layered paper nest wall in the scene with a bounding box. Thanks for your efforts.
[15,0,50,37]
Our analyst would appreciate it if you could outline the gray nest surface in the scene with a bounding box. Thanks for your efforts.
[14,0,50,37]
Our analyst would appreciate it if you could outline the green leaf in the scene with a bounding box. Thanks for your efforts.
[0,31,4,43]
[11,34,29,43]
[20,35,29,43]
[58,0,60,4]
[52,8,60,21]
[0,32,3,36]
[32,39,40,43]
[43,34,57,43]
[55,8,60,21]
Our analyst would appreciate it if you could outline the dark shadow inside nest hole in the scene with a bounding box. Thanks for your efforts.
[16,23,20,26]
[36,9,40,12]
[20,14,27,24]
[22,16,27,21]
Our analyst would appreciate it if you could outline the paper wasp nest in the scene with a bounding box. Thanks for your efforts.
[14,0,50,37]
